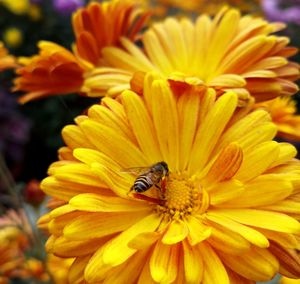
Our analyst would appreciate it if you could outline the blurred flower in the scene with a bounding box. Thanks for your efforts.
[14,0,150,103]
[157,0,261,13]
[20,258,49,281]
[3,27,23,49]
[53,0,84,15]
[40,74,300,283]
[0,42,16,71]
[0,226,27,281]
[262,0,300,25]
[24,179,45,206]
[0,90,31,163]
[0,210,49,282]
[0,210,30,282]
[28,4,42,21]
[281,276,300,284]
[255,97,300,142]
[0,0,30,14]
[46,254,74,284]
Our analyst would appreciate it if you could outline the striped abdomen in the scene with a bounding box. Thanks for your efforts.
[132,175,153,192]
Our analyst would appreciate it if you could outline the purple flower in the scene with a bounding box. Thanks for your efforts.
[0,91,31,163]
[262,0,300,24]
[53,0,84,15]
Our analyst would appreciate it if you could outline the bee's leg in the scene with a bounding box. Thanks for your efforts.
[155,184,166,201]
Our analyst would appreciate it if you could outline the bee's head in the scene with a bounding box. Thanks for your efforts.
[158,161,169,176]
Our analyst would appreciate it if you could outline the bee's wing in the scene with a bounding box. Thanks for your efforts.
[120,166,150,176]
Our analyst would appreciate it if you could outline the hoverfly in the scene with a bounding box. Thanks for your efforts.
[123,161,169,193]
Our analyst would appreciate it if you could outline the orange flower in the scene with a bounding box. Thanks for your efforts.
[14,0,150,103]
[13,41,85,104]
[73,0,150,66]
[0,42,16,71]
[255,96,300,141]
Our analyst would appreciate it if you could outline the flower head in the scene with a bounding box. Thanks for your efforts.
[14,0,150,103]
[14,41,85,104]
[94,7,299,103]
[0,42,16,71]
[255,96,300,141]
[40,75,300,283]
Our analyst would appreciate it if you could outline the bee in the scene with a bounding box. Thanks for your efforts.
[123,161,169,193]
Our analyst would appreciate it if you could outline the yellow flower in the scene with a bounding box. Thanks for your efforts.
[28,4,42,21]
[0,0,29,14]
[92,7,299,104]
[255,97,300,142]
[46,254,74,284]
[0,41,16,71]
[3,27,23,48]
[40,74,300,283]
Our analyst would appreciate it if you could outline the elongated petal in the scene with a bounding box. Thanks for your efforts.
[209,209,300,233]
[183,241,203,284]
[150,241,179,283]
[219,247,279,281]
[200,242,230,284]
[189,92,238,173]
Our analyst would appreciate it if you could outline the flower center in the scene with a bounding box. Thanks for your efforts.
[157,173,207,220]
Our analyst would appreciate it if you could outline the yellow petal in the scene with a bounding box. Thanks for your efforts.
[121,90,162,163]
[62,124,95,149]
[88,103,136,144]
[219,247,279,282]
[102,213,162,266]
[80,119,147,168]
[219,174,293,208]
[69,193,150,212]
[209,179,245,205]
[189,92,238,173]
[51,236,103,257]
[209,74,246,87]
[186,215,211,245]
[183,241,203,284]
[209,209,300,233]
[235,141,280,181]
[205,143,243,184]
[206,213,269,248]
[85,213,162,282]
[270,143,297,168]
[128,232,161,250]
[64,211,147,240]
[207,224,251,255]
[150,79,179,170]
[215,109,272,152]
[150,241,179,283]
[200,242,230,284]
[162,219,189,245]
[177,90,201,171]
[103,249,148,284]
[68,255,90,284]
[257,228,300,250]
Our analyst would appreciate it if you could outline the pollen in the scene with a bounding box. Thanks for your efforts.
[157,173,204,220]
